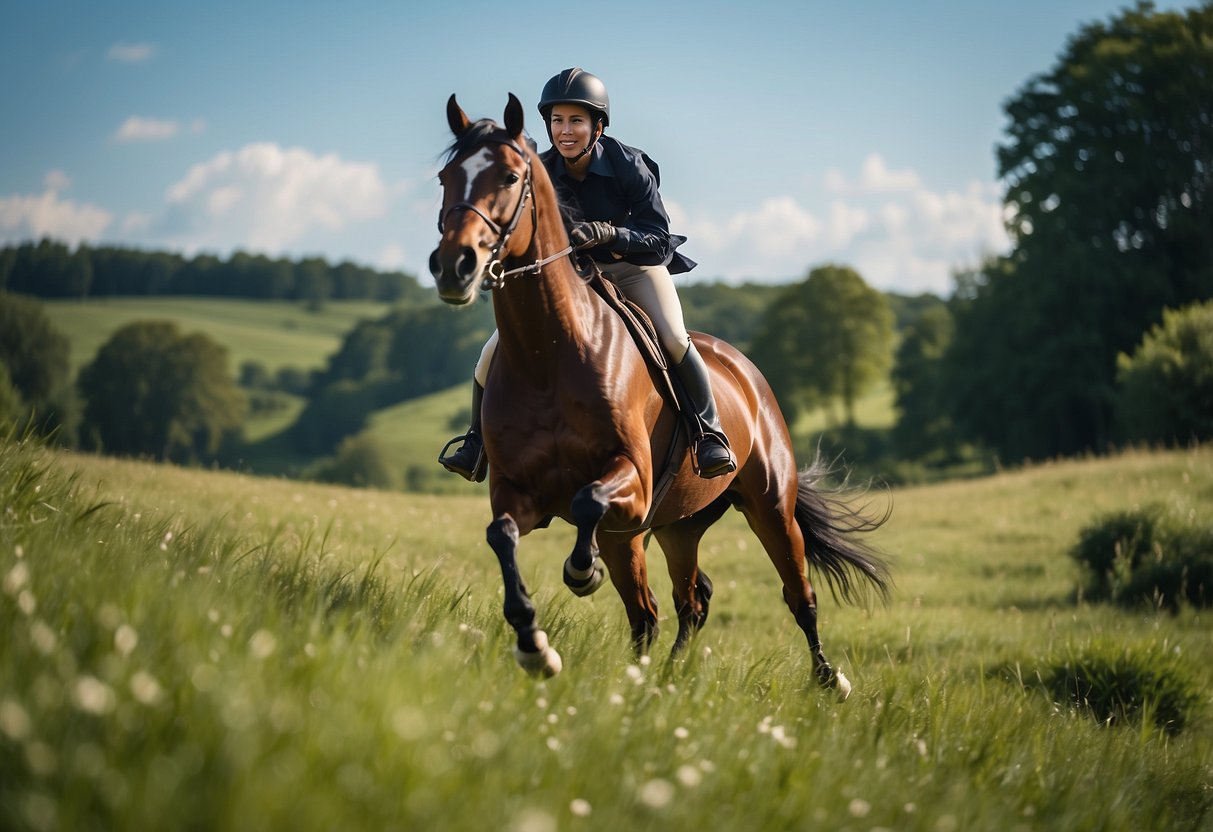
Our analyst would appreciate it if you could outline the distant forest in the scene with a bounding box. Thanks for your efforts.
[0,239,431,305]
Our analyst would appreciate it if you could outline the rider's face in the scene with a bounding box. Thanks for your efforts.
[548,104,598,160]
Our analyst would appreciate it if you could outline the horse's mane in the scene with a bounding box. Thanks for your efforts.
[442,119,538,163]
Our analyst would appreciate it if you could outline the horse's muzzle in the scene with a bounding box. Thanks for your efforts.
[429,245,482,305]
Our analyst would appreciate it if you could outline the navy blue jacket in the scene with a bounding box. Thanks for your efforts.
[540,136,696,275]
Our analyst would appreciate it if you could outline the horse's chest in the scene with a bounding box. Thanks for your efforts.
[489,393,622,485]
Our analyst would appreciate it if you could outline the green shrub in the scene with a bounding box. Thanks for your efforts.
[1071,506,1213,609]
[1037,642,1201,733]
[309,434,399,490]
[1115,300,1213,446]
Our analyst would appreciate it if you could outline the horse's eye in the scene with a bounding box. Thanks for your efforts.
[504,172,520,187]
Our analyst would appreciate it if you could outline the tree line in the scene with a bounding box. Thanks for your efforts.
[0,240,431,305]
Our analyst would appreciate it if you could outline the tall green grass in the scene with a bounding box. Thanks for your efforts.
[2,439,1211,830]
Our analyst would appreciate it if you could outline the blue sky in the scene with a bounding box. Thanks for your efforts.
[0,1,1190,295]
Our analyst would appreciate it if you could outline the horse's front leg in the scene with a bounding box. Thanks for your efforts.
[564,454,649,597]
[486,513,562,677]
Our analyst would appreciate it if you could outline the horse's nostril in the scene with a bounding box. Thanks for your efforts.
[455,246,478,280]
[428,249,442,278]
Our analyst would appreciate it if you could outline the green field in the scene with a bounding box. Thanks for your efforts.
[42,296,392,374]
[2,437,1210,830]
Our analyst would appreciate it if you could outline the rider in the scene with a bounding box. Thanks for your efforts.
[439,67,736,482]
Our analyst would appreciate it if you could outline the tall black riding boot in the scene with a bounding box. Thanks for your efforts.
[672,343,737,478]
[438,381,487,482]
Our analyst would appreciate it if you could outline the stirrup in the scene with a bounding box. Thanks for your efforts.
[690,433,736,479]
[438,433,487,482]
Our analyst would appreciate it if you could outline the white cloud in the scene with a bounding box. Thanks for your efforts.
[0,189,112,245]
[155,142,393,253]
[377,243,407,270]
[859,154,921,192]
[44,170,71,192]
[679,158,1010,294]
[107,43,155,63]
[114,116,181,143]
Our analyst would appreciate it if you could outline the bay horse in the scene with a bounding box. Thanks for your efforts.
[428,94,890,697]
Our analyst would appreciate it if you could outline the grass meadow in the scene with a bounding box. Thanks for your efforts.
[42,297,391,374]
[2,437,1211,831]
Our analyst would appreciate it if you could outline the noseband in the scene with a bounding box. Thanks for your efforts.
[438,136,538,291]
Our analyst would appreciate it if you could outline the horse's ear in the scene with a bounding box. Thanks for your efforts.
[504,93,525,140]
[447,94,470,136]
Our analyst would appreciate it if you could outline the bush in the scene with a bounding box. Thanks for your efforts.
[1071,506,1213,609]
[1037,641,1201,734]
[309,434,399,490]
[1115,300,1213,446]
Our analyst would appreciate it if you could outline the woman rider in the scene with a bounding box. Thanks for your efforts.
[439,67,735,481]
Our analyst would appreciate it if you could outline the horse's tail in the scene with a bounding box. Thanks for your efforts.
[795,454,893,606]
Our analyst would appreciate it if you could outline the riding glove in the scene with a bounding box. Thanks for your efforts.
[570,221,617,249]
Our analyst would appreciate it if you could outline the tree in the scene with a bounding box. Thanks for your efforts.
[0,291,76,440]
[0,363,25,429]
[892,303,958,460]
[944,3,1213,462]
[0,292,71,408]
[78,321,246,462]
[1115,299,1213,446]
[749,264,894,427]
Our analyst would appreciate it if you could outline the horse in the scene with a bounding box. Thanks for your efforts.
[428,93,890,697]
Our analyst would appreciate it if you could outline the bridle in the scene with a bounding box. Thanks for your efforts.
[437,135,575,291]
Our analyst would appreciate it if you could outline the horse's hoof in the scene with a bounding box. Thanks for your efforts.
[563,556,606,597]
[833,670,852,701]
[515,630,563,677]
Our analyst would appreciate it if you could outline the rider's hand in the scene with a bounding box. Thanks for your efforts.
[570,221,617,249]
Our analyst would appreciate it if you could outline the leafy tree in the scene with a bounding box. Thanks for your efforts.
[749,264,894,427]
[678,281,783,351]
[1115,299,1213,445]
[892,303,958,460]
[947,3,1213,462]
[0,291,77,441]
[78,321,246,462]
[0,292,71,408]
[0,363,25,429]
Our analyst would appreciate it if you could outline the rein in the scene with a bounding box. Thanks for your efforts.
[439,134,579,292]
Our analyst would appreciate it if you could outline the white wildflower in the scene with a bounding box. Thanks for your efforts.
[248,629,277,659]
[849,798,871,818]
[676,764,703,788]
[0,699,32,740]
[114,625,138,657]
[638,778,675,809]
[4,562,29,595]
[569,798,592,817]
[74,676,116,715]
[130,671,162,705]
[29,621,57,654]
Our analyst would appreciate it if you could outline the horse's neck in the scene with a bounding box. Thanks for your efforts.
[493,215,602,375]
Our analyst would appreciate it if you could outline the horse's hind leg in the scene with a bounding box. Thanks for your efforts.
[598,533,660,654]
[486,513,562,677]
[737,492,852,699]
[653,497,730,654]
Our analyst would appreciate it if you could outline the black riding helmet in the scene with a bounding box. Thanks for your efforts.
[538,67,610,127]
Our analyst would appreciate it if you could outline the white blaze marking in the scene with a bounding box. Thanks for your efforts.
[460,147,495,201]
